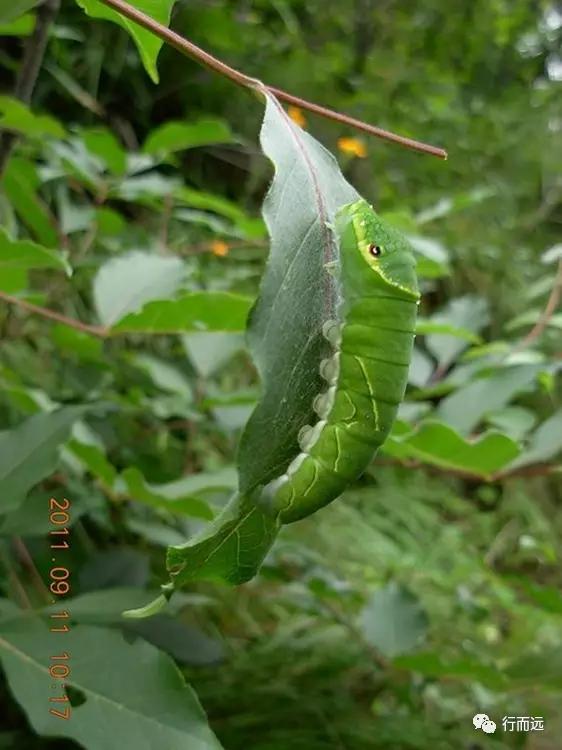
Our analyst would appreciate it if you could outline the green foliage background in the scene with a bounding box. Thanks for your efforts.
[0,0,561,748]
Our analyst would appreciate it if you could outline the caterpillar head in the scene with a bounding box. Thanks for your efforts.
[337,199,419,300]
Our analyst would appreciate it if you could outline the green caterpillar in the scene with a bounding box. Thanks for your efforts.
[256,198,419,523]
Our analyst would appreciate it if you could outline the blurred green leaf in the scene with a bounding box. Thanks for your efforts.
[425,296,489,370]
[508,409,562,468]
[41,588,168,623]
[0,407,84,514]
[51,324,104,362]
[408,236,450,278]
[132,354,192,398]
[175,187,265,239]
[415,319,482,343]
[361,582,428,658]
[0,96,65,138]
[408,347,435,387]
[126,519,187,547]
[126,615,224,666]
[384,420,520,478]
[80,548,150,591]
[112,292,253,333]
[506,309,562,331]
[0,11,33,33]
[143,119,233,157]
[74,0,176,83]
[155,468,237,498]
[67,440,117,486]
[0,0,37,23]
[507,647,562,689]
[0,485,104,536]
[485,406,537,440]
[93,251,186,326]
[112,173,180,202]
[541,243,562,264]
[182,332,244,377]
[121,467,214,520]
[0,619,223,749]
[2,157,58,247]
[81,127,127,175]
[395,652,506,690]
[0,227,70,275]
[0,268,28,293]
[510,576,562,615]
[437,364,543,434]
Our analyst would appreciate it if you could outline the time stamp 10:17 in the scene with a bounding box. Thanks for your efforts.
[47,497,72,721]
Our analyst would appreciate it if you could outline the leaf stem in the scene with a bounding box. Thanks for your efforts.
[0,0,61,178]
[12,536,52,606]
[0,291,107,337]
[96,0,447,160]
[513,258,562,353]
[0,543,32,610]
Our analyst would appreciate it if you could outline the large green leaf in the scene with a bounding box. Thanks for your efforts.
[0,0,38,23]
[121,467,214,520]
[238,92,358,492]
[166,491,279,586]
[0,618,222,749]
[395,652,507,690]
[508,409,562,469]
[2,157,59,247]
[113,292,252,333]
[0,227,71,275]
[424,295,489,369]
[0,407,84,514]
[74,0,176,83]
[383,420,520,478]
[182,332,245,377]
[506,647,562,690]
[93,251,185,326]
[437,364,542,434]
[143,118,233,158]
[0,96,65,139]
[165,92,358,588]
[0,12,34,34]
[175,187,265,239]
[361,582,429,658]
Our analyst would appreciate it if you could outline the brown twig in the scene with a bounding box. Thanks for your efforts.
[0,0,61,177]
[12,536,52,605]
[512,259,562,353]
[0,291,107,337]
[96,0,447,160]
[159,193,173,250]
[0,544,32,610]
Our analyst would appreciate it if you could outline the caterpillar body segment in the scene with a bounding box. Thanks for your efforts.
[257,199,419,523]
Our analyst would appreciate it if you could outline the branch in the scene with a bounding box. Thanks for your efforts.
[0,291,107,337]
[512,258,562,353]
[0,0,60,177]
[97,0,447,160]
[12,536,52,605]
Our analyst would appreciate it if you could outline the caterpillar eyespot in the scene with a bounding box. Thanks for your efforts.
[257,198,419,524]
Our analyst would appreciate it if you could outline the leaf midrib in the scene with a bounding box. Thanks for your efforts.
[0,630,209,742]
